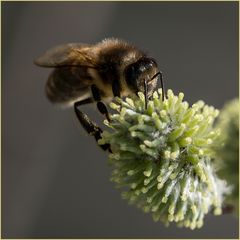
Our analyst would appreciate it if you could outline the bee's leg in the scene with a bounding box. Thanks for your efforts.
[112,80,121,97]
[112,80,123,111]
[74,100,111,152]
[91,85,111,122]
[74,97,93,107]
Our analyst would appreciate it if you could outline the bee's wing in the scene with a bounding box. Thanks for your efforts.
[35,43,99,106]
[45,67,93,106]
[34,43,98,68]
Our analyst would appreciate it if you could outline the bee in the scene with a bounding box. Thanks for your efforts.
[35,38,165,151]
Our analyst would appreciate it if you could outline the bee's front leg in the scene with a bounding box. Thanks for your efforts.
[74,100,111,152]
[91,85,111,122]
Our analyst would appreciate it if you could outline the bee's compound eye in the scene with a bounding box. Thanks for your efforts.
[125,64,138,91]
[125,57,158,93]
[125,65,134,79]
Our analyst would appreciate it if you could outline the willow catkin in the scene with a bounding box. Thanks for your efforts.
[99,89,230,229]
[216,98,239,215]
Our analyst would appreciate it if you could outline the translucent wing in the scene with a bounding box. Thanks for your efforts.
[35,43,98,106]
[45,67,93,106]
[34,43,97,68]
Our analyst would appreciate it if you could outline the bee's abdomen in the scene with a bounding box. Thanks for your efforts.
[46,67,92,104]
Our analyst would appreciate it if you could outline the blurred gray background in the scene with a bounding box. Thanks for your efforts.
[2,2,239,238]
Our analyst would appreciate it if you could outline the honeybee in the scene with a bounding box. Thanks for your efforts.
[35,38,164,151]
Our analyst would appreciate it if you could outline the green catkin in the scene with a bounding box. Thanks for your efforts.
[215,98,239,215]
[100,89,230,229]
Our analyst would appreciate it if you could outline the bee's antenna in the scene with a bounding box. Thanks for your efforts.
[159,71,165,102]
[151,71,165,101]
[144,79,148,109]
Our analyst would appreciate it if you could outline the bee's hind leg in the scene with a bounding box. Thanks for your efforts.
[74,99,111,152]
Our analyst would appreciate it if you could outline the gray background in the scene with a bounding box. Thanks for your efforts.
[2,2,239,238]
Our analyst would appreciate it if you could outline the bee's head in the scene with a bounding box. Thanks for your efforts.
[125,57,159,99]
